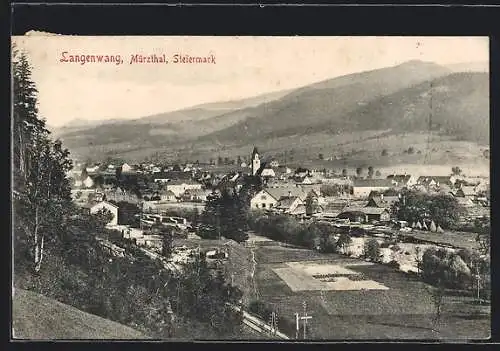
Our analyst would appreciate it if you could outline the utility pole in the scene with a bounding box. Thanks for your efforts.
[296,301,312,340]
[268,311,278,337]
[295,312,299,339]
[476,261,481,303]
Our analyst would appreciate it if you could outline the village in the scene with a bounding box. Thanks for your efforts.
[68,145,490,232]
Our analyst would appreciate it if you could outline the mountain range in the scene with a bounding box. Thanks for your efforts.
[52,60,489,171]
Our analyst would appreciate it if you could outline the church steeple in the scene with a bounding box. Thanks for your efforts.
[251,146,260,176]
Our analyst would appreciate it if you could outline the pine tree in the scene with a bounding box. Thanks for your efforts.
[199,191,221,239]
[13,47,73,272]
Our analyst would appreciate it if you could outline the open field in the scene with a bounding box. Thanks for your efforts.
[246,243,490,340]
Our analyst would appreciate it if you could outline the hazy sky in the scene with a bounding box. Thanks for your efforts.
[12,35,488,127]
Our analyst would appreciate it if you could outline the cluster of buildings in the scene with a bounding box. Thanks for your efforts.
[245,147,490,226]
[67,147,490,229]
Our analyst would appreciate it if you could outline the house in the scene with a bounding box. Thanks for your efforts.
[352,179,393,199]
[270,160,280,168]
[276,165,292,175]
[250,187,308,210]
[365,194,399,209]
[275,196,304,214]
[317,201,348,218]
[417,176,457,188]
[360,207,391,222]
[386,174,417,188]
[166,180,203,197]
[82,176,95,189]
[107,164,117,172]
[260,168,276,178]
[337,210,367,223]
[121,163,135,173]
[153,172,171,183]
[182,188,211,202]
[455,186,477,198]
[89,201,119,226]
[160,189,177,202]
[85,165,100,174]
[300,183,322,196]
[337,207,390,223]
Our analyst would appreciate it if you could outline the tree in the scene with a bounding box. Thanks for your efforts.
[236,155,242,165]
[356,167,363,178]
[336,232,352,254]
[375,170,381,177]
[342,169,348,177]
[451,166,462,176]
[13,48,73,272]
[161,229,174,259]
[318,153,324,160]
[305,192,319,216]
[364,239,381,262]
[93,208,114,229]
[320,184,340,197]
[474,217,490,255]
[175,256,243,336]
[391,190,464,230]
[199,189,249,243]
[198,192,221,239]
[415,246,423,275]
[428,283,446,329]
[407,146,415,154]
[381,149,388,157]
[367,166,374,179]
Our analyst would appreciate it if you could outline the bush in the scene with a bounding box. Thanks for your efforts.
[387,260,400,270]
[364,239,381,262]
[421,248,472,290]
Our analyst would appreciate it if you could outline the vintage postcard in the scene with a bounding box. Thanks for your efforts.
[11,34,490,341]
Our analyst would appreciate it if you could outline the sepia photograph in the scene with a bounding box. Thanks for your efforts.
[11,34,490,341]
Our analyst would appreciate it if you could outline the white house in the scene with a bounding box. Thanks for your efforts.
[166,180,203,197]
[352,179,393,199]
[250,187,308,210]
[83,176,95,189]
[275,196,304,214]
[260,168,276,178]
[121,163,135,173]
[89,201,119,226]
[160,190,177,202]
[270,160,280,168]
[386,174,417,188]
[86,165,100,173]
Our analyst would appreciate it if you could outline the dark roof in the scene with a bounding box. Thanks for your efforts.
[276,196,300,209]
[417,176,454,184]
[353,179,393,188]
[252,146,259,156]
[264,187,307,201]
[323,201,348,215]
[387,174,412,182]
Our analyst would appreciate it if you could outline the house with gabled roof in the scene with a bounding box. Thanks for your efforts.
[386,174,417,188]
[352,179,393,199]
[250,187,308,210]
[365,194,399,209]
[455,186,477,198]
[417,175,457,188]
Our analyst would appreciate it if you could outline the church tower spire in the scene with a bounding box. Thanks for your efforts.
[251,147,260,176]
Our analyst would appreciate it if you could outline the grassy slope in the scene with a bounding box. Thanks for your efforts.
[12,288,150,340]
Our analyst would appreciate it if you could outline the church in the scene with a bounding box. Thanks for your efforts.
[251,146,261,176]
